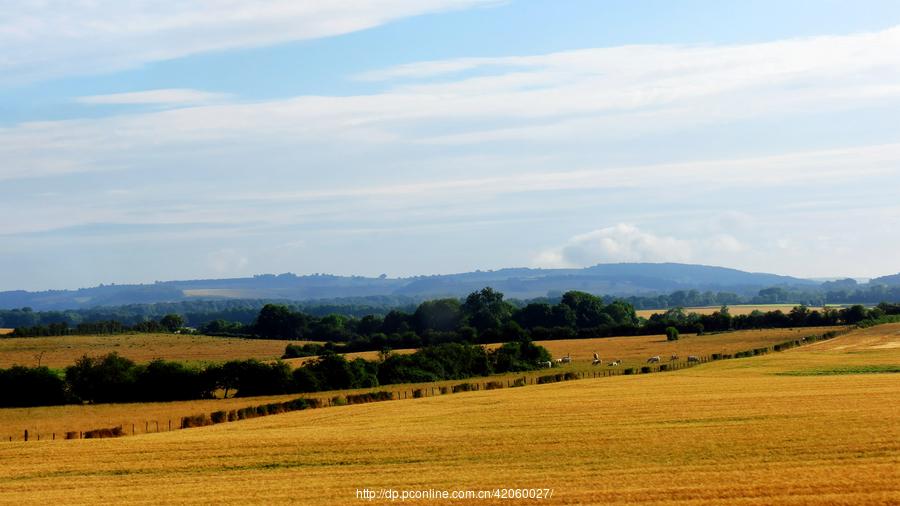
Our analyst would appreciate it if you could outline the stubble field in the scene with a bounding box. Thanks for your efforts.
[634,304,849,318]
[0,333,314,369]
[0,324,897,504]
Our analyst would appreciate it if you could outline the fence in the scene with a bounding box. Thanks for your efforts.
[3,328,849,443]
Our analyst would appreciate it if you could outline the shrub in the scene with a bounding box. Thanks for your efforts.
[485,381,504,390]
[331,396,347,406]
[452,383,474,393]
[511,378,526,388]
[83,426,124,439]
[640,366,652,374]
[65,431,78,440]
[255,405,268,416]
[666,326,680,341]
[537,373,566,384]
[0,365,69,407]
[181,414,210,429]
[412,389,424,398]
[623,368,635,375]
[236,407,256,420]
[711,353,723,360]
[659,364,669,372]
[210,410,227,424]
[285,398,309,411]
[440,386,450,394]
[227,410,237,422]
[346,391,393,404]
[564,372,579,381]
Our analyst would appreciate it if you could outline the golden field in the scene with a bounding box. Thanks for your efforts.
[0,333,314,369]
[634,304,840,318]
[0,324,897,504]
[0,328,12,335]
[0,326,845,439]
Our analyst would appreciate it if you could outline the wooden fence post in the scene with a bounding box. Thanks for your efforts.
[24,429,28,442]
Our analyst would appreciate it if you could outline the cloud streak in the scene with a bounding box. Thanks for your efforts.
[77,89,231,106]
[0,0,495,86]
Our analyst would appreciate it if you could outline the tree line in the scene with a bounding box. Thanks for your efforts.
[0,338,549,408]
[8,287,899,354]
[8,314,186,337]
[4,284,899,330]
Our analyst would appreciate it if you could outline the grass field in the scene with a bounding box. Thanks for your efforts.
[0,324,896,504]
[634,304,835,318]
[0,333,314,369]
[0,328,12,336]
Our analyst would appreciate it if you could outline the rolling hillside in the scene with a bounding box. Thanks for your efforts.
[0,263,823,310]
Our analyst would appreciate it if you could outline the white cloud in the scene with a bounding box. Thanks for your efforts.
[534,226,751,269]
[534,225,693,268]
[207,248,249,274]
[0,0,496,86]
[77,89,231,106]
[2,25,899,183]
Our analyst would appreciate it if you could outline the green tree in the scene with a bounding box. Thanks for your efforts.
[413,298,462,332]
[666,326,680,341]
[462,287,513,332]
[160,314,185,332]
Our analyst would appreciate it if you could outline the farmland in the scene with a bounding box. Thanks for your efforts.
[0,333,315,369]
[0,326,847,439]
[634,304,840,318]
[0,323,897,504]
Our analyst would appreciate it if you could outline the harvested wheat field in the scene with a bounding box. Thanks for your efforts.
[0,333,314,369]
[286,327,841,370]
[530,326,843,367]
[0,326,850,439]
[634,304,848,318]
[0,329,12,336]
[0,324,897,505]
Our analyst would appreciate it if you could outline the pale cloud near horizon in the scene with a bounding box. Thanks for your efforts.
[0,0,495,86]
[533,224,746,268]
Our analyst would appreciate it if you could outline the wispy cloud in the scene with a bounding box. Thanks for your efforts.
[0,0,496,86]
[77,89,231,106]
[3,23,900,286]
[3,25,899,182]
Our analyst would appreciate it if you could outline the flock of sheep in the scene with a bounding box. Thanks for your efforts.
[540,353,701,368]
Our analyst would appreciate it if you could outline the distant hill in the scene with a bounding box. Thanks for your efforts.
[0,263,826,311]
[870,273,900,286]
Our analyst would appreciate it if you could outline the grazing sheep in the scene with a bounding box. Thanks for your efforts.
[539,360,553,368]
[647,355,661,363]
[670,354,679,361]
[592,352,601,366]
[687,355,700,363]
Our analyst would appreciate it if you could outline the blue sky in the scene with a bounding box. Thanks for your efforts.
[2,0,900,290]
